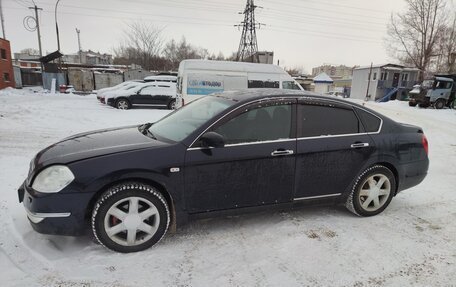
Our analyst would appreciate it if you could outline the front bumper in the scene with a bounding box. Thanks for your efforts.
[18,182,92,236]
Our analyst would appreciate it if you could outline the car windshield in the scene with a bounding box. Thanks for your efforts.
[282,81,302,90]
[422,80,433,88]
[149,96,234,142]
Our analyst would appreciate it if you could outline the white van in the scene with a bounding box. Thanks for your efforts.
[176,60,303,107]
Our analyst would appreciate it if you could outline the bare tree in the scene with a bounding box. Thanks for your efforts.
[20,48,39,55]
[162,37,209,70]
[387,0,447,80]
[113,21,164,70]
[435,13,456,73]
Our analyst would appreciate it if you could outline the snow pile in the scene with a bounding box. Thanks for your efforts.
[0,89,455,286]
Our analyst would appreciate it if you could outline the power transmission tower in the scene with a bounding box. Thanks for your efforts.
[235,0,263,62]
[76,28,82,63]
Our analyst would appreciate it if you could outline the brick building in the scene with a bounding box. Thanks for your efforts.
[0,38,15,89]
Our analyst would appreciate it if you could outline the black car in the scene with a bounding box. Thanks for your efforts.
[18,89,429,253]
[106,83,177,110]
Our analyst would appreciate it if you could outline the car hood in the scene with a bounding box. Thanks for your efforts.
[33,125,166,168]
[110,90,132,97]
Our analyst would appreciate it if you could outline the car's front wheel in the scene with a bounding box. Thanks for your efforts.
[345,165,396,216]
[434,99,446,109]
[116,98,131,110]
[168,99,176,110]
[92,182,170,253]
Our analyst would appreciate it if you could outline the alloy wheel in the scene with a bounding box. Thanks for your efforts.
[357,174,391,212]
[117,100,129,110]
[103,197,160,247]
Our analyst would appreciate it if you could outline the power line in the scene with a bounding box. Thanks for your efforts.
[260,0,388,21]
[11,0,29,8]
[266,27,381,44]
[4,6,234,27]
[260,14,386,33]
[35,2,236,24]
[260,8,386,27]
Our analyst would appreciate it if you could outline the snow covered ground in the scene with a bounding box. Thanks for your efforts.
[0,87,455,287]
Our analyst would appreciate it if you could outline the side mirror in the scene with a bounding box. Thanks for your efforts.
[200,132,225,148]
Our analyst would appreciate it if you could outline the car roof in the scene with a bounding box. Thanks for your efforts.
[213,88,331,103]
[213,89,380,115]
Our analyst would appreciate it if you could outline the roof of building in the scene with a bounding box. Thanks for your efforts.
[313,72,334,83]
[355,63,419,71]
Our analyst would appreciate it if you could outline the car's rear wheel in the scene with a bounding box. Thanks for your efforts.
[92,182,170,253]
[168,99,176,110]
[346,165,396,216]
[434,99,446,109]
[116,98,131,110]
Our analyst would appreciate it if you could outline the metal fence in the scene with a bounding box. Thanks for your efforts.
[42,72,66,91]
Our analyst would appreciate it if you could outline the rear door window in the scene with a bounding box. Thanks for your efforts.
[298,103,362,137]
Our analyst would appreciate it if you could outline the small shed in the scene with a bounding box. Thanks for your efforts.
[313,72,334,94]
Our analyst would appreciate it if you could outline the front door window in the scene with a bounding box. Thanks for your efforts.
[213,103,293,145]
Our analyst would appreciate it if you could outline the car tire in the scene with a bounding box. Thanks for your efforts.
[408,101,417,107]
[116,98,131,110]
[91,182,170,253]
[434,99,445,109]
[345,165,396,217]
[168,99,176,110]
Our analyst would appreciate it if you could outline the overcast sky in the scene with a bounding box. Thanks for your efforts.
[1,0,417,71]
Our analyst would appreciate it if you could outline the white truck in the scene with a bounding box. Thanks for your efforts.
[176,60,303,107]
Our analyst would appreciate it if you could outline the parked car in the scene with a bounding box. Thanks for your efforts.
[18,89,429,253]
[96,80,144,102]
[144,75,177,83]
[106,82,177,110]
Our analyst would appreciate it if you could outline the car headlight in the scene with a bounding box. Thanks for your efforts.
[32,165,75,193]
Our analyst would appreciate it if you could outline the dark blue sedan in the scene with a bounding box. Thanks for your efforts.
[18,89,429,253]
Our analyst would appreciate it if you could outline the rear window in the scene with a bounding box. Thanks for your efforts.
[298,104,361,137]
[355,108,381,133]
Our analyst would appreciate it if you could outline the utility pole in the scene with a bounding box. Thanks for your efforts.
[76,28,82,63]
[365,62,373,101]
[235,0,263,62]
[0,0,6,39]
[28,5,43,57]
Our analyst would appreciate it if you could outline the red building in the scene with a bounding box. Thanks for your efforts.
[0,38,15,89]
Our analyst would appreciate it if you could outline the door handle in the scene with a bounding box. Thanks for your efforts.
[271,150,294,156]
[350,143,370,148]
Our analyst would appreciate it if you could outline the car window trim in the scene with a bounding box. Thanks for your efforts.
[187,138,296,151]
[187,97,298,149]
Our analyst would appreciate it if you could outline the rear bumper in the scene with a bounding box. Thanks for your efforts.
[397,159,429,194]
[18,182,92,236]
